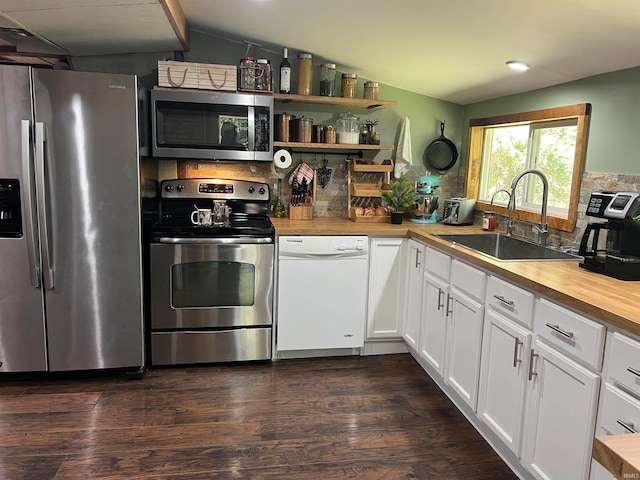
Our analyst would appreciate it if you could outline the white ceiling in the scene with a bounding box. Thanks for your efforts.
[2,0,640,104]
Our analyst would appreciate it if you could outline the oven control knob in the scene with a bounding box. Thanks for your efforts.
[248,186,255,194]
[164,185,173,192]
[259,187,266,195]
[176,184,185,192]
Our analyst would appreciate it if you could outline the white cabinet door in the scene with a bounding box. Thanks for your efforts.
[522,339,600,480]
[477,309,532,457]
[419,273,449,376]
[367,238,406,339]
[403,239,425,352]
[445,287,485,410]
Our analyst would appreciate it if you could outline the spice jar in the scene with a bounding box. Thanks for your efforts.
[319,63,336,96]
[363,81,379,100]
[341,73,357,98]
[336,111,360,144]
[482,211,496,231]
[297,53,313,96]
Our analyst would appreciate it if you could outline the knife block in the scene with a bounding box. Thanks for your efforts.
[288,171,316,220]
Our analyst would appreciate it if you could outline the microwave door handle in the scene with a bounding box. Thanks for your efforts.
[21,120,40,288]
[247,105,255,151]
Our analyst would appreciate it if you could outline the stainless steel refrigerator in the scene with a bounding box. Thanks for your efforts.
[0,65,145,374]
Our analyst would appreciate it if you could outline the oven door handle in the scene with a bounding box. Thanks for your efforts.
[157,237,273,245]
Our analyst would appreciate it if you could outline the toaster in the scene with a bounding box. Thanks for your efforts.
[443,198,476,225]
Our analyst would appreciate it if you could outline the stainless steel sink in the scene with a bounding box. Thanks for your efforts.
[435,233,581,261]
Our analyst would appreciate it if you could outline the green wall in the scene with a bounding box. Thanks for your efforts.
[462,67,640,175]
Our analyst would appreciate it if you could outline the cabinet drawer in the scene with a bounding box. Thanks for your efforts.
[598,383,640,435]
[606,332,640,398]
[534,298,606,370]
[425,247,451,282]
[451,259,485,302]
[485,275,534,329]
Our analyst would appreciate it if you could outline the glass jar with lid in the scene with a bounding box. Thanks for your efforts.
[319,63,336,96]
[297,53,313,96]
[482,211,496,231]
[341,73,357,98]
[336,111,360,144]
[239,56,255,91]
[363,81,379,100]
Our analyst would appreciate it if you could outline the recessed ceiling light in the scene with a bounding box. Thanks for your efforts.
[506,60,531,71]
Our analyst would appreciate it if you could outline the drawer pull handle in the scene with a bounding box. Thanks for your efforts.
[513,338,523,368]
[616,419,638,434]
[445,294,453,317]
[415,249,422,268]
[493,294,515,308]
[528,349,539,381]
[437,289,444,311]
[627,367,640,377]
[545,323,574,339]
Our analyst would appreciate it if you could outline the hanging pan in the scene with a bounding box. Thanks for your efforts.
[424,121,458,172]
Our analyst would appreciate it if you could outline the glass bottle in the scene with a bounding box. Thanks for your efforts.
[273,179,286,217]
[319,63,336,96]
[279,48,291,94]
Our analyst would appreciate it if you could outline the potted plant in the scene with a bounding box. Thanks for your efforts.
[380,173,419,224]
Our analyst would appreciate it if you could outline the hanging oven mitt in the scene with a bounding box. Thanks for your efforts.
[288,161,315,186]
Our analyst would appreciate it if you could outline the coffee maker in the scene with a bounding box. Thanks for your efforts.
[578,191,640,281]
[410,175,439,224]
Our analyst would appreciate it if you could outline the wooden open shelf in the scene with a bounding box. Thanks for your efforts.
[274,141,393,151]
[273,93,397,110]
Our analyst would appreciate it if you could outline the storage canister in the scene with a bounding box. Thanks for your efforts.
[255,58,272,91]
[297,53,313,96]
[324,125,336,144]
[239,56,255,91]
[341,73,357,98]
[336,111,360,144]
[363,81,379,100]
[275,113,295,141]
[319,63,336,96]
[482,211,496,231]
[295,116,313,143]
[313,124,325,143]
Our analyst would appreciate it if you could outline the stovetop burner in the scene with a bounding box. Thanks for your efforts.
[151,213,275,239]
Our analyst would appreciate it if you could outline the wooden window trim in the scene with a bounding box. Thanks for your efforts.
[466,103,591,233]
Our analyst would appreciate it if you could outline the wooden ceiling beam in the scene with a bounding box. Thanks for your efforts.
[160,0,190,52]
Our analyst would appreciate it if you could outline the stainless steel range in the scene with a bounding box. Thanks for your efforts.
[149,178,275,366]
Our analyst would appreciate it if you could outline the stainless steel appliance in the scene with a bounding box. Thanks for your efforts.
[149,178,275,365]
[410,175,439,224]
[443,197,476,225]
[151,89,273,161]
[578,191,640,281]
[0,66,145,374]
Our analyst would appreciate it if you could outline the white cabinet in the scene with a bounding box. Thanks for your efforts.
[444,259,486,411]
[591,331,640,479]
[403,239,425,352]
[519,298,604,480]
[477,308,532,457]
[419,247,451,376]
[477,275,535,458]
[367,237,407,339]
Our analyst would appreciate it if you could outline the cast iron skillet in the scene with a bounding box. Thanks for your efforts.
[424,121,458,172]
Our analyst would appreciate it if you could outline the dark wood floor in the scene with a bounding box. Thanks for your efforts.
[0,354,517,479]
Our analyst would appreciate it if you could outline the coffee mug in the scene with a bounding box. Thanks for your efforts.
[191,208,212,226]
[213,201,232,226]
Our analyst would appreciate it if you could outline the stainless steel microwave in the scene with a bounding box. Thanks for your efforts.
[150,89,273,161]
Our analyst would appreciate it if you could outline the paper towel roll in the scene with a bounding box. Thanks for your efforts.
[273,149,292,169]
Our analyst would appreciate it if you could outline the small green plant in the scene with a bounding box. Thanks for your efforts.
[380,173,419,212]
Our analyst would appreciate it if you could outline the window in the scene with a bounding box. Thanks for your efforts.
[466,104,590,232]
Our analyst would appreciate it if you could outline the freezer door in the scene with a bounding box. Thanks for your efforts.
[0,65,48,373]
[32,69,144,371]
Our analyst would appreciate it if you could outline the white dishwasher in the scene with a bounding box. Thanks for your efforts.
[277,236,369,351]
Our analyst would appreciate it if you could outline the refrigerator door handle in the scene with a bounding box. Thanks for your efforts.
[34,122,54,290]
[21,120,41,288]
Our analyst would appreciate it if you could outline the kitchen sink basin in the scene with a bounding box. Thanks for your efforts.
[435,233,581,261]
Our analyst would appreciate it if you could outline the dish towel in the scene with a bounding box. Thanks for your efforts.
[395,116,412,177]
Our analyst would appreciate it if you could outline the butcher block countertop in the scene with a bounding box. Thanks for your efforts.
[272,217,640,338]
[593,433,640,478]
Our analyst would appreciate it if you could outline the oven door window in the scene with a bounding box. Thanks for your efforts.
[171,261,255,308]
